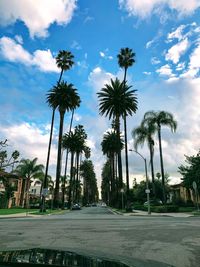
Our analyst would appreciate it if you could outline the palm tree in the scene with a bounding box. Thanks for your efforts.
[117,47,136,195]
[101,131,124,206]
[14,158,44,208]
[143,111,177,203]
[98,78,137,191]
[43,50,74,210]
[34,173,52,197]
[132,123,156,196]
[62,130,83,208]
[47,81,81,208]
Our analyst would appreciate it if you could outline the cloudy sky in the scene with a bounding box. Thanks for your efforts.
[0,0,200,188]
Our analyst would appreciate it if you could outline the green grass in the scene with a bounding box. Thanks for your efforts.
[29,209,67,215]
[178,207,195,212]
[0,208,37,215]
[193,211,200,216]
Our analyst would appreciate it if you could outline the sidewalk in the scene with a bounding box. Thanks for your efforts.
[0,212,42,219]
[112,209,194,218]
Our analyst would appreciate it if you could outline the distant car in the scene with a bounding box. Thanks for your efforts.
[85,203,91,207]
[91,203,97,207]
[71,204,81,210]
[101,203,107,207]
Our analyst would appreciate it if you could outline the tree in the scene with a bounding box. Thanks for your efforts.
[97,78,137,191]
[117,47,136,196]
[43,50,74,210]
[62,130,84,208]
[80,160,98,205]
[47,81,81,208]
[14,158,44,207]
[178,151,200,194]
[101,131,124,206]
[0,139,20,171]
[132,123,156,196]
[143,111,177,203]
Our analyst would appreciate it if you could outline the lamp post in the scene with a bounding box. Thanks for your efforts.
[129,149,151,215]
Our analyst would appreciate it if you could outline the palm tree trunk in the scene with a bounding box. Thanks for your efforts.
[123,68,130,203]
[149,142,156,197]
[68,151,74,209]
[75,152,80,202]
[116,116,123,189]
[53,111,65,208]
[158,125,166,204]
[61,109,74,209]
[20,178,26,207]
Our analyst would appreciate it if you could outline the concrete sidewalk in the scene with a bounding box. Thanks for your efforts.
[112,209,194,218]
[0,212,42,219]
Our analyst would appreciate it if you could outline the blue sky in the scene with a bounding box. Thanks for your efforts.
[0,0,200,187]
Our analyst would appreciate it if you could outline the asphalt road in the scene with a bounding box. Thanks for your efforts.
[0,206,200,267]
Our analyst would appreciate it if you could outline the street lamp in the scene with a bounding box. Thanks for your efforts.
[129,149,151,215]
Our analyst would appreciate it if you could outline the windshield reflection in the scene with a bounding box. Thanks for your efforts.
[0,248,131,267]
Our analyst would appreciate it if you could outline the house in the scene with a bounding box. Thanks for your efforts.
[169,182,199,204]
[0,171,23,208]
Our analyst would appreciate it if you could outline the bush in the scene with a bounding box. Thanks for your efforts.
[152,205,179,213]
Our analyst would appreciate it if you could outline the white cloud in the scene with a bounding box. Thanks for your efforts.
[0,0,77,38]
[71,40,82,50]
[181,43,200,78]
[176,62,186,71]
[14,35,23,44]
[119,0,200,19]
[165,38,190,64]
[167,25,186,42]
[0,36,59,72]
[151,57,161,65]
[88,67,114,91]
[0,122,57,169]
[156,64,175,77]
[143,71,151,75]
[100,51,105,58]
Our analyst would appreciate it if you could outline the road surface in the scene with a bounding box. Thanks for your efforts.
[0,206,200,267]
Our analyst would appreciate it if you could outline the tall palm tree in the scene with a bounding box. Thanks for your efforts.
[117,47,136,195]
[14,158,44,208]
[101,131,124,206]
[62,130,83,208]
[47,81,81,208]
[132,123,156,196]
[43,50,74,210]
[98,78,137,190]
[143,111,177,203]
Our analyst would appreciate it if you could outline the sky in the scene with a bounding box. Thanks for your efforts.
[0,0,200,189]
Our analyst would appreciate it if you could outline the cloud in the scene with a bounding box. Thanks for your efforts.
[0,122,57,171]
[143,71,151,75]
[71,40,82,50]
[99,50,113,60]
[119,0,200,19]
[88,67,114,91]
[151,57,161,65]
[0,0,77,38]
[100,51,105,58]
[181,43,200,78]
[0,36,59,72]
[156,64,175,77]
[165,38,190,64]
[167,25,186,42]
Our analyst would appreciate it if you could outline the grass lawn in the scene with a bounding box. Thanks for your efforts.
[0,208,38,215]
[29,209,68,215]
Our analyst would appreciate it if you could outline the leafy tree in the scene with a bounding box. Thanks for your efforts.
[14,158,44,207]
[143,111,177,203]
[117,47,136,196]
[47,81,81,208]
[178,151,200,194]
[98,78,137,191]
[0,139,20,171]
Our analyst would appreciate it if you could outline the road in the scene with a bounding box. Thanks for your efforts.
[0,206,200,267]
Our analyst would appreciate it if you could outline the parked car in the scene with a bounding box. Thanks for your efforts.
[101,203,107,207]
[91,203,97,207]
[71,204,81,210]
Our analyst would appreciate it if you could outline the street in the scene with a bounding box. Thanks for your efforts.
[0,206,200,267]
